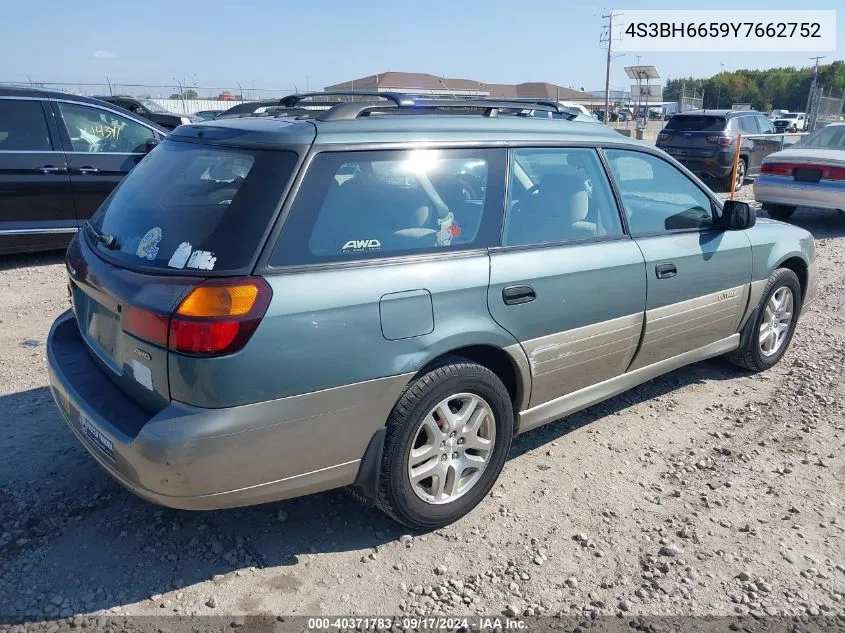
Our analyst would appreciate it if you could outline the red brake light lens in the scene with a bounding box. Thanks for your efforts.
[657,133,670,143]
[123,306,169,348]
[761,163,845,180]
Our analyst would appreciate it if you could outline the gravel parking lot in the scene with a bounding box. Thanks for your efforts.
[0,186,843,624]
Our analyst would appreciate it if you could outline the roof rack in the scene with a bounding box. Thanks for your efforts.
[312,94,570,121]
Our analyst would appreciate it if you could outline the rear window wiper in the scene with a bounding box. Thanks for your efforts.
[86,222,119,250]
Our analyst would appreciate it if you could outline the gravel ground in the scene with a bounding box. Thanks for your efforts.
[0,186,843,625]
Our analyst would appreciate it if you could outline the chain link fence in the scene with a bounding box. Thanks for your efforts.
[680,95,703,112]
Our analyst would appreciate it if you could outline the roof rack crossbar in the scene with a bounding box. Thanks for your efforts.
[315,96,567,122]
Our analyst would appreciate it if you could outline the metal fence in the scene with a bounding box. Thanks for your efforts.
[680,96,703,112]
[812,94,844,131]
[149,99,247,114]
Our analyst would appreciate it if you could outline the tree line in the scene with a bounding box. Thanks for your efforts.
[664,60,845,112]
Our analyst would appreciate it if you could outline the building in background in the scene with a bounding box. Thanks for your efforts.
[325,72,599,107]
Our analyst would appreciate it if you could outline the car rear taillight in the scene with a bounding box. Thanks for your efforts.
[657,133,670,143]
[170,277,272,355]
[123,277,272,356]
[761,163,845,180]
[124,306,169,348]
[706,135,734,147]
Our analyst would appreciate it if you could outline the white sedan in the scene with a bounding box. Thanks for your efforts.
[753,123,845,221]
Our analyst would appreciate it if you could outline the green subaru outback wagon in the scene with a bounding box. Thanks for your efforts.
[47,94,817,529]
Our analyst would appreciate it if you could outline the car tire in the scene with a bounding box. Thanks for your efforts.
[726,268,802,372]
[763,204,797,221]
[375,358,514,530]
[724,157,747,192]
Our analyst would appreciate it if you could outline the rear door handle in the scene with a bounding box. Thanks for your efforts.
[38,165,62,174]
[78,166,100,174]
[502,285,536,305]
[655,263,677,279]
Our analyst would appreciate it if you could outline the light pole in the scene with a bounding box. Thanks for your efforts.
[717,63,725,109]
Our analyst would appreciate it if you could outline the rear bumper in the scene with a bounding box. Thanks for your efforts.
[47,311,410,510]
[661,150,734,180]
[753,175,845,211]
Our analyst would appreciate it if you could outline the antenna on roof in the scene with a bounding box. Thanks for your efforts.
[438,77,457,99]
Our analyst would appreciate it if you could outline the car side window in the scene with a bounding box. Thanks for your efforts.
[756,116,775,134]
[604,149,714,234]
[57,102,155,153]
[504,148,624,246]
[0,99,53,151]
[739,116,760,134]
[271,148,506,266]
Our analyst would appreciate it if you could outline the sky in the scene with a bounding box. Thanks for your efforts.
[0,0,841,97]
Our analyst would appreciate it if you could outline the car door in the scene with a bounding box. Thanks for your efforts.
[603,148,752,370]
[0,97,76,253]
[487,147,646,414]
[49,99,162,222]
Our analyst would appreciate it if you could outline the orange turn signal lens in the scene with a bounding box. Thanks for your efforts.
[177,284,259,317]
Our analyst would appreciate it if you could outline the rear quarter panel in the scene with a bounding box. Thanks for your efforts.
[168,254,522,408]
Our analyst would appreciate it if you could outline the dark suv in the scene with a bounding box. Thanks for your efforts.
[0,87,167,254]
[656,109,777,191]
[93,96,196,130]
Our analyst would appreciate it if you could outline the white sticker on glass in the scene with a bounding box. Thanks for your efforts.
[187,250,217,270]
[136,227,162,261]
[168,242,192,269]
[131,360,153,391]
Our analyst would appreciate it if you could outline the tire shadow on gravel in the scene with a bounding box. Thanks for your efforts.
[775,207,845,239]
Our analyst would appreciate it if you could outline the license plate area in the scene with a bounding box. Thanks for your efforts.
[794,168,822,183]
[78,412,115,460]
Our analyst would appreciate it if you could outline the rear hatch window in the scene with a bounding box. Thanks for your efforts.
[664,116,727,132]
[86,140,297,274]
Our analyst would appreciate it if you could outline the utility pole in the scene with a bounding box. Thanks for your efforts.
[806,56,825,128]
[600,9,619,124]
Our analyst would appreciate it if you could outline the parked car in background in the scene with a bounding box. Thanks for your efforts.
[769,109,790,121]
[773,112,807,133]
[193,110,223,121]
[754,123,845,220]
[0,87,167,254]
[93,96,197,130]
[46,93,816,529]
[656,109,776,191]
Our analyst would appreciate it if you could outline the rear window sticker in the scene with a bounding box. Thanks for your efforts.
[136,227,162,261]
[187,250,217,270]
[342,239,382,252]
[168,242,193,269]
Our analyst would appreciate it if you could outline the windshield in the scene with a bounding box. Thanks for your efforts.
[88,140,297,273]
[140,99,169,114]
[780,113,798,119]
[664,116,727,132]
[793,125,845,149]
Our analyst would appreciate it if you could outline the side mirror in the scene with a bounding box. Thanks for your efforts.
[144,137,160,153]
[719,199,756,230]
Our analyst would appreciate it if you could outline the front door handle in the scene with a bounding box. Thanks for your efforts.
[655,263,677,279]
[78,166,100,174]
[502,285,536,305]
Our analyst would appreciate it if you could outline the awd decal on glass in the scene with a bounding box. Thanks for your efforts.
[136,227,162,261]
[168,242,192,269]
[187,250,217,270]
[342,239,382,252]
